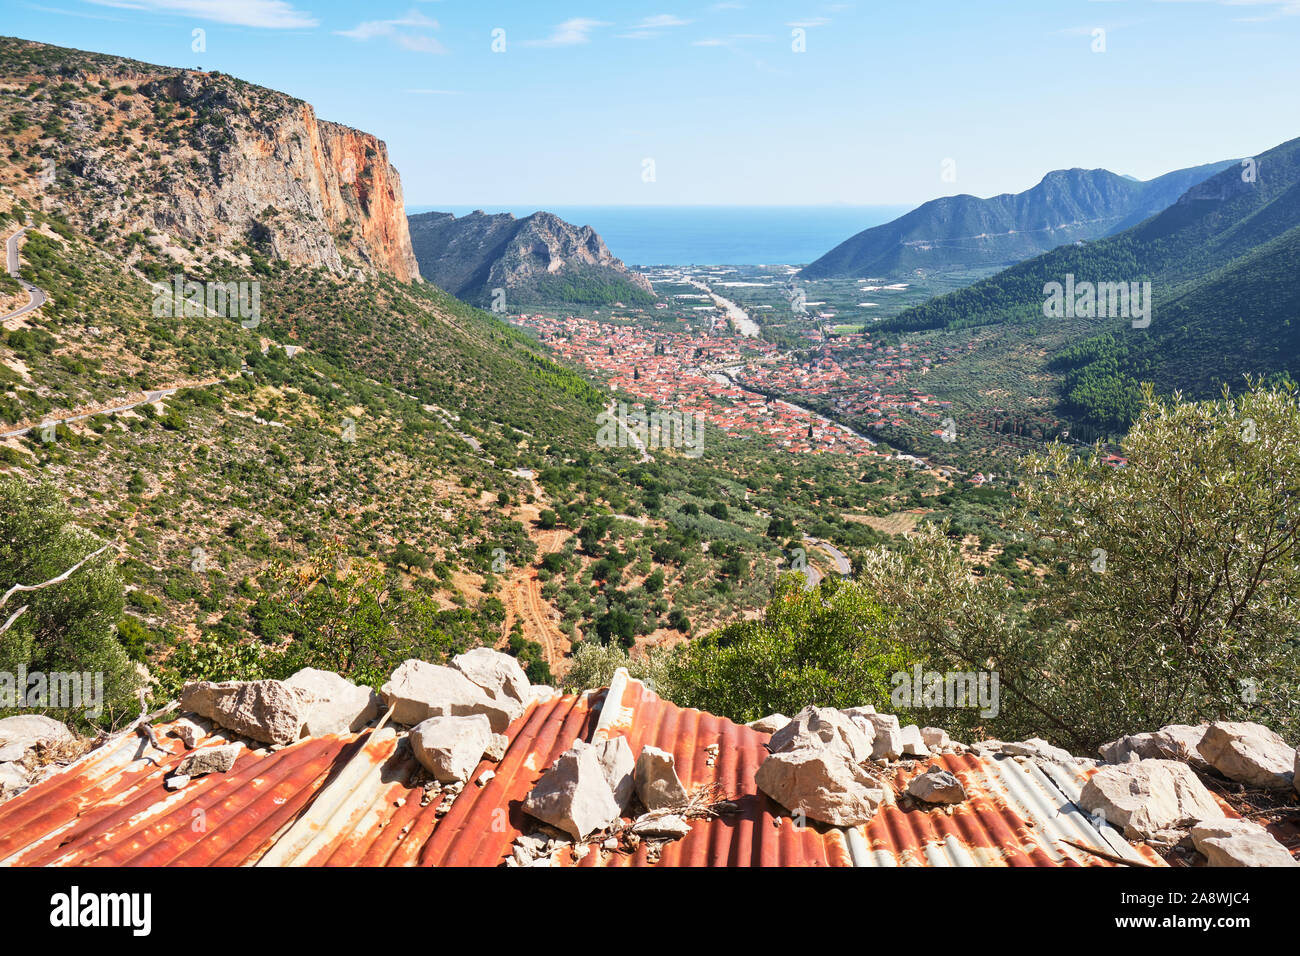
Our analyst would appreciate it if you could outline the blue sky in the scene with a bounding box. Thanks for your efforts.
[9,0,1300,205]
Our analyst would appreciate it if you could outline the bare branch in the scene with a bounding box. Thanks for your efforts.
[0,543,114,636]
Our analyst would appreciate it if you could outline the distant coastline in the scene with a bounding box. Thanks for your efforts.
[404,204,915,268]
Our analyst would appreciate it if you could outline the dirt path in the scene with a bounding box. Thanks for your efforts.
[500,518,570,676]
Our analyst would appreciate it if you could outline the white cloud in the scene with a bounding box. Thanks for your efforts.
[526,17,609,46]
[786,17,830,27]
[335,8,446,52]
[84,0,317,28]
[635,14,691,28]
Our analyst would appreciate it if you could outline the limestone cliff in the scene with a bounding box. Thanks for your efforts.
[0,37,419,282]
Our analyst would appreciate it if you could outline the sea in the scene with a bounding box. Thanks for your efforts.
[404,204,914,268]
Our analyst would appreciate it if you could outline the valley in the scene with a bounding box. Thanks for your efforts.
[1,16,1299,884]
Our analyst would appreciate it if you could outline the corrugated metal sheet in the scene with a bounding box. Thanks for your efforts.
[0,721,358,866]
[0,672,1167,867]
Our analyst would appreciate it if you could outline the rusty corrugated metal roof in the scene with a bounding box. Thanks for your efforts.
[0,672,1167,867]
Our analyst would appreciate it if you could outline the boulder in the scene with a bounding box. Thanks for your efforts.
[176,743,241,777]
[179,679,311,745]
[1099,724,1209,768]
[921,727,952,749]
[282,667,381,737]
[755,747,889,826]
[380,659,515,732]
[634,745,689,810]
[908,767,967,804]
[593,735,636,811]
[1197,721,1294,790]
[523,742,622,839]
[409,714,493,783]
[863,713,902,761]
[1190,819,1299,868]
[746,713,790,735]
[1079,760,1224,841]
[1001,737,1074,764]
[451,647,530,720]
[899,724,931,757]
[0,715,72,760]
[769,706,873,764]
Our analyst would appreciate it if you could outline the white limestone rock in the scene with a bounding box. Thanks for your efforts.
[523,742,622,840]
[179,679,311,745]
[755,746,890,827]
[282,667,381,737]
[380,659,515,732]
[634,745,689,810]
[770,706,873,764]
[1190,818,1299,868]
[1079,759,1225,841]
[1197,721,1294,791]
[409,714,493,783]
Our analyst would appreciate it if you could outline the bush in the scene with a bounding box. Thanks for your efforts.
[666,574,912,723]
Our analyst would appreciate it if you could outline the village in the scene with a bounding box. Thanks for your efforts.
[510,280,978,467]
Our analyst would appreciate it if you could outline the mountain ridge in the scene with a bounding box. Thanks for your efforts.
[800,161,1237,279]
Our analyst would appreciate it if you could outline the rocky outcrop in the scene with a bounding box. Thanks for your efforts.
[407,209,652,307]
[10,40,419,282]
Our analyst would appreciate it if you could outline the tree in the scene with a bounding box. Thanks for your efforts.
[0,479,140,729]
[856,381,1300,751]
[1016,380,1300,745]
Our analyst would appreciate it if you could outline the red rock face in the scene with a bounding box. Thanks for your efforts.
[309,112,421,283]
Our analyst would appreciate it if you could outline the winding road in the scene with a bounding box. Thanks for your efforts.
[2,221,47,328]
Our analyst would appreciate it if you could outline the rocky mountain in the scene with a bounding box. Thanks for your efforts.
[800,161,1236,279]
[407,209,652,308]
[0,36,419,282]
